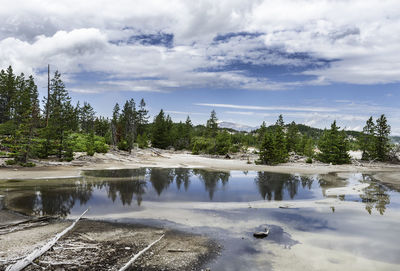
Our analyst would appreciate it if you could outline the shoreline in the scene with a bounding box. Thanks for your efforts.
[0,149,399,186]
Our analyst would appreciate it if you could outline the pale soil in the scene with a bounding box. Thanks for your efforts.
[0,217,219,271]
[0,148,399,181]
[0,149,399,271]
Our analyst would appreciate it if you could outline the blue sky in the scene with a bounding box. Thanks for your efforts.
[0,0,399,134]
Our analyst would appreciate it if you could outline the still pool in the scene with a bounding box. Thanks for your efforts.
[1,168,400,270]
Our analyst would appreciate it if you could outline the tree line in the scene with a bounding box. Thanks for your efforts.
[0,66,395,166]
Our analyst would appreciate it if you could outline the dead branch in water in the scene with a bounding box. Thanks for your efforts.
[118,234,165,271]
[5,208,89,271]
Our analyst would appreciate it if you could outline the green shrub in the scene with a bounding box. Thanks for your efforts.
[191,136,215,154]
[5,159,17,165]
[20,162,36,167]
[136,133,149,149]
[117,140,129,151]
[306,157,313,164]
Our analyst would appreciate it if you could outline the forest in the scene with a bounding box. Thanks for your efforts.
[0,66,395,166]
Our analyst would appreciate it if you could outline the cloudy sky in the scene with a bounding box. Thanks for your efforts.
[1,0,399,134]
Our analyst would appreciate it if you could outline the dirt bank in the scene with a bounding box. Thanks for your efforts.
[1,149,399,181]
[0,211,219,271]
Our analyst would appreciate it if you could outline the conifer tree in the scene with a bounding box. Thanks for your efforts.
[360,117,376,160]
[206,110,218,137]
[274,115,288,163]
[375,114,391,161]
[318,121,350,164]
[286,121,300,153]
[137,98,149,136]
[111,103,120,146]
[151,109,170,149]
[120,99,137,153]
[259,132,276,165]
[80,101,95,134]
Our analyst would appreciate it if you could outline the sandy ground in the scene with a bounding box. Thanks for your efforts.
[0,149,399,181]
[0,150,399,271]
[0,215,219,271]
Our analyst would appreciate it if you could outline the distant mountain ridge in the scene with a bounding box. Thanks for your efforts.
[218,121,257,132]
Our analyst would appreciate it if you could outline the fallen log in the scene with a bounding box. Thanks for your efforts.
[118,234,164,271]
[5,208,89,271]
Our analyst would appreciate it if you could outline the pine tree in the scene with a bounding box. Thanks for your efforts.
[206,110,218,137]
[259,132,276,165]
[375,114,391,161]
[318,121,350,164]
[151,109,169,149]
[274,115,288,163]
[12,75,40,163]
[137,98,149,136]
[258,121,267,146]
[286,121,300,153]
[215,131,231,155]
[360,117,376,160]
[80,101,95,133]
[46,71,73,159]
[111,103,120,146]
[120,99,137,153]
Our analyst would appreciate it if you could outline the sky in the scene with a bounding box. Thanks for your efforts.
[0,0,399,134]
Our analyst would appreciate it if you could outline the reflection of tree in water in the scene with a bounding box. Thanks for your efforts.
[149,168,175,195]
[318,173,348,197]
[192,169,230,200]
[255,172,312,201]
[360,175,390,215]
[98,168,147,206]
[10,180,93,218]
[174,168,191,191]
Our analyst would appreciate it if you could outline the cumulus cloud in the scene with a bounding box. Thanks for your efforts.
[0,0,399,93]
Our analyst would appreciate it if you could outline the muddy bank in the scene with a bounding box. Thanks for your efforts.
[1,149,400,181]
[372,172,400,192]
[0,211,219,271]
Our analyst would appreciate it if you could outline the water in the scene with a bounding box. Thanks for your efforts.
[0,168,397,217]
[1,168,400,270]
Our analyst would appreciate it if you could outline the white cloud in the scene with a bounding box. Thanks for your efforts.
[0,0,399,93]
[195,103,338,112]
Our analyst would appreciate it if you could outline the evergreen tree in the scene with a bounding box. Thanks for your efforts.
[206,110,218,137]
[151,109,170,149]
[375,114,391,161]
[80,101,95,133]
[215,131,231,155]
[258,132,276,165]
[137,98,149,136]
[286,121,300,153]
[0,66,16,123]
[274,115,288,163]
[46,71,73,159]
[360,117,376,160]
[317,121,350,164]
[111,103,120,146]
[258,121,267,146]
[120,99,137,153]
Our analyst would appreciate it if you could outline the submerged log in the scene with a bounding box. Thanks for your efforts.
[6,208,89,271]
[118,234,164,271]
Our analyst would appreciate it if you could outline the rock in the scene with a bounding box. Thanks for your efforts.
[253,228,269,239]
[224,154,231,159]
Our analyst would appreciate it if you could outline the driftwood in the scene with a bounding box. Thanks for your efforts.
[118,234,164,271]
[6,208,89,271]
[0,217,55,235]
